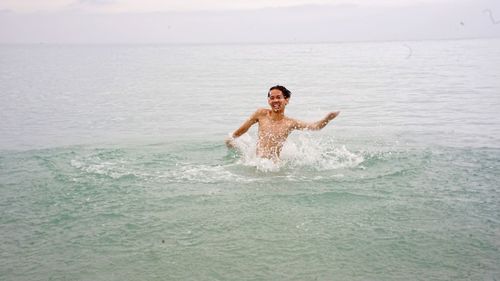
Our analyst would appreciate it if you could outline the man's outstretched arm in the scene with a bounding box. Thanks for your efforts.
[225,109,262,148]
[293,111,340,131]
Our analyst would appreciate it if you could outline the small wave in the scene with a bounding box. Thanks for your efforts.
[156,164,256,184]
[70,153,255,184]
[70,158,140,180]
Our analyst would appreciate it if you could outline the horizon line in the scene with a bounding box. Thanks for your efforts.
[1,35,499,46]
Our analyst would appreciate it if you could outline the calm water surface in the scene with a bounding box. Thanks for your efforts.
[1,39,499,280]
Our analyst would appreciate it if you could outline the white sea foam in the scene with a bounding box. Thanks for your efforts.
[69,132,364,183]
[230,132,364,172]
[70,155,256,184]
[157,164,256,183]
[70,158,140,179]
[282,134,364,170]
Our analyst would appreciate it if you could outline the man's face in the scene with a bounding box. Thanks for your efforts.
[268,89,289,112]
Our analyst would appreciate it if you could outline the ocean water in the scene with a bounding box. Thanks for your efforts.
[1,39,499,280]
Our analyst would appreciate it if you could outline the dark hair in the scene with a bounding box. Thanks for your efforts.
[268,85,291,99]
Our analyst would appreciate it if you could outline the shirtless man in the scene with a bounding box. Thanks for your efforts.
[225,85,340,160]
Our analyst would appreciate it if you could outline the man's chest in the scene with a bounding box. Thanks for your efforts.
[258,119,292,138]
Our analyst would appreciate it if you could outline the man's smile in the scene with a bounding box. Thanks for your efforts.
[271,103,281,110]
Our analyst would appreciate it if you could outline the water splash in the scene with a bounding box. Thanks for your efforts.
[67,135,365,184]
[230,133,364,172]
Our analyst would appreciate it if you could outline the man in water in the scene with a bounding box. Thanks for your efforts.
[225,85,340,160]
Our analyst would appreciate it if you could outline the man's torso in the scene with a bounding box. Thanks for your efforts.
[256,109,295,159]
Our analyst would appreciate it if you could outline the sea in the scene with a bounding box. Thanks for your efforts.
[1,39,499,280]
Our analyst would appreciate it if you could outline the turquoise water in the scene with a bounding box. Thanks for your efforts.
[1,39,500,280]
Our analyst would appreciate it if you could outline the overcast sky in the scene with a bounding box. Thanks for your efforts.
[0,0,499,43]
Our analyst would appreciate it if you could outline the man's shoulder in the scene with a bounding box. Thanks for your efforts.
[255,108,270,116]
[284,116,298,123]
[283,116,302,129]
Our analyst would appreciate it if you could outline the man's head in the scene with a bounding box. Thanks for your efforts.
[268,85,291,99]
[267,85,291,113]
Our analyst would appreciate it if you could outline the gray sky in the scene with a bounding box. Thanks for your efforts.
[0,0,499,43]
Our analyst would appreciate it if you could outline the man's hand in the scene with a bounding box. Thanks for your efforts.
[326,111,340,121]
[225,136,236,149]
